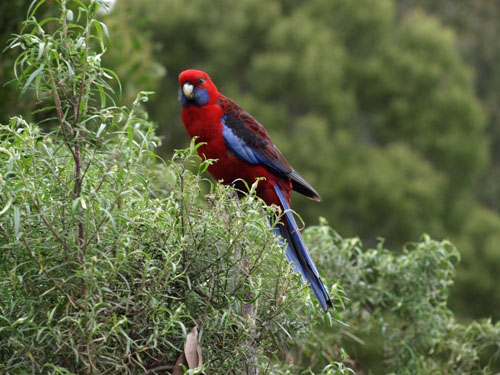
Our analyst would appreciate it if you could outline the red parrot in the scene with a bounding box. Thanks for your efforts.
[178,69,332,311]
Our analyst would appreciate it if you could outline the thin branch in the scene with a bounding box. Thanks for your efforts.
[83,183,124,251]
[94,150,118,194]
[144,364,174,374]
[38,207,73,254]
[197,274,216,329]
[80,140,101,182]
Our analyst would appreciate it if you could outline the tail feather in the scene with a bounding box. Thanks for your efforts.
[272,184,333,311]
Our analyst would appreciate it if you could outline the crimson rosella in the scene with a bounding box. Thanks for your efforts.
[178,69,332,311]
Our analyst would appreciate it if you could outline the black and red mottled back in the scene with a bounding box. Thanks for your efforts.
[216,96,289,168]
[216,95,321,201]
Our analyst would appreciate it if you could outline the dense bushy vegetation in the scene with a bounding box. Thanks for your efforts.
[0,3,322,372]
[305,227,500,374]
[1,1,499,374]
[94,0,500,321]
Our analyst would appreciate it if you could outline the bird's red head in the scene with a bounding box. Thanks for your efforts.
[178,70,218,107]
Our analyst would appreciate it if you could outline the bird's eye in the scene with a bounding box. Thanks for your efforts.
[198,78,204,85]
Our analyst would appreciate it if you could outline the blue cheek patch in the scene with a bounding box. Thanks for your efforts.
[193,87,209,106]
[178,89,188,107]
[178,87,210,107]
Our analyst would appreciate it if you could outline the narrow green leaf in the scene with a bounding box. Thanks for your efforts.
[72,197,81,215]
[41,143,53,160]
[27,0,46,18]
[96,123,106,138]
[102,68,121,97]
[97,84,106,108]
[99,21,109,42]
[21,63,44,96]
[73,0,88,11]
[92,19,104,52]
[34,70,42,99]
[100,208,116,231]
[13,205,20,236]
[31,105,56,115]
[0,198,13,217]
[64,60,74,82]
[47,306,57,324]
[38,17,58,27]
[13,317,28,326]
[127,124,133,148]
[37,42,45,60]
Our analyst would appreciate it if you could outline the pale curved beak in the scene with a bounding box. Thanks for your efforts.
[183,82,194,99]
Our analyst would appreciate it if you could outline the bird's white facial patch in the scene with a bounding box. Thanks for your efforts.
[183,82,194,99]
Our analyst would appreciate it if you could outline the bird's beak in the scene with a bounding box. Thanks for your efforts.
[183,82,194,100]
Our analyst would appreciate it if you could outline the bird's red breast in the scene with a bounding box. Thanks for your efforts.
[178,69,295,207]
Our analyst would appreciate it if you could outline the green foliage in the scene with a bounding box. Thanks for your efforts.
[0,1,328,373]
[3,0,499,326]
[100,0,500,325]
[301,223,500,374]
[286,128,447,245]
[0,0,38,122]
[450,203,500,319]
[0,113,317,373]
[107,0,487,241]
[394,0,500,323]
[101,4,165,105]
[397,0,500,206]
[1,1,499,375]
[350,10,486,189]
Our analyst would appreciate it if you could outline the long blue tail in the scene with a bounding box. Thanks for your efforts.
[272,185,332,311]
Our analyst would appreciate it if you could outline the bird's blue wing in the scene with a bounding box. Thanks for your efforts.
[216,96,321,201]
[217,96,292,177]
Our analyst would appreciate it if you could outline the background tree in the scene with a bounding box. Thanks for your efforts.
[395,0,500,319]
[0,0,36,121]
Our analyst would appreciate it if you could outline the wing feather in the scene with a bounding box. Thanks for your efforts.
[217,96,320,201]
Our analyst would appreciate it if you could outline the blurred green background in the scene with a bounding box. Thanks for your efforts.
[2,0,499,336]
